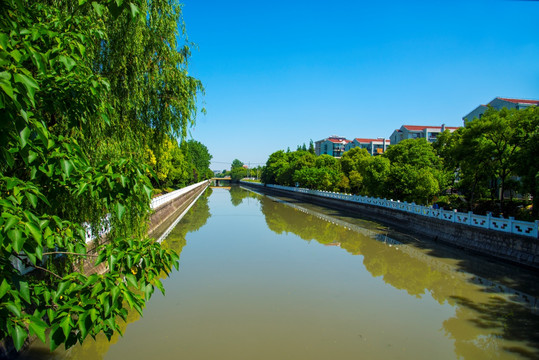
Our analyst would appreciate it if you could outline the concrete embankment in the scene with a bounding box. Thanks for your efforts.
[148,180,210,242]
[241,182,539,270]
[85,180,210,275]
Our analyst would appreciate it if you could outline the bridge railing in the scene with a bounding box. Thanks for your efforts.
[241,181,539,239]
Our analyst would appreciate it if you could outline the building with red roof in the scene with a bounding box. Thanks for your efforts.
[345,138,389,155]
[390,124,460,145]
[315,136,351,157]
[463,97,539,124]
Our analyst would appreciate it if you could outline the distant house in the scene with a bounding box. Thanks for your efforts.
[390,125,460,145]
[315,136,351,157]
[463,97,539,124]
[345,138,389,155]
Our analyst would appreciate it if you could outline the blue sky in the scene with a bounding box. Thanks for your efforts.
[180,0,539,171]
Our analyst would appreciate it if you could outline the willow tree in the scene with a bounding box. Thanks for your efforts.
[0,0,202,352]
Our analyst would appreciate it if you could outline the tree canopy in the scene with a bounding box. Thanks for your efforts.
[263,106,539,219]
[0,0,204,352]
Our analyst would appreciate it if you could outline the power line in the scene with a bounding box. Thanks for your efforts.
[211,161,266,165]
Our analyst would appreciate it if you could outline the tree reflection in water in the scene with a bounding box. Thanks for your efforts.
[258,193,539,360]
[229,185,261,207]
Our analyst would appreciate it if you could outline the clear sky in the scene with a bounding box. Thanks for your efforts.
[180,0,539,171]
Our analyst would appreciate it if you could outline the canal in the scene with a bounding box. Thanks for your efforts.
[23,186,539,359]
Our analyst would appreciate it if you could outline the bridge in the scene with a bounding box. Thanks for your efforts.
[211,177,232,186]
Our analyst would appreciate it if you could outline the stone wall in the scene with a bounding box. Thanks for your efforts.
[242,183,539,270]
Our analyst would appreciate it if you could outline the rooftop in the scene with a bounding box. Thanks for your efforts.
[354,138,389,143]
[402,125,460,131]
[497,97,539,105]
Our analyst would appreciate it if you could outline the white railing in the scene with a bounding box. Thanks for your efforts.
[150,180,210,210]
[83,180,209,243]
[241,182,539,239]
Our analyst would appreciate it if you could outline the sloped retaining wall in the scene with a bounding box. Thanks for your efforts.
[241,182,539,270]
[148,180,210,242]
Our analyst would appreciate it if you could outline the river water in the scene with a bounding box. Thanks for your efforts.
[23,186,539,359]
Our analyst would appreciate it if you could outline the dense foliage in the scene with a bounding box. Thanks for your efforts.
[435,106,539,217]
[262,140,445,204]
[263,106,539,219]
[0,0,204,353]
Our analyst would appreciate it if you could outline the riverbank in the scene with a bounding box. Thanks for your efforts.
[148,180,210,242]
[241,182,539,270]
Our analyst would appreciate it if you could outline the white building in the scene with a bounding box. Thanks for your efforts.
[390,125,460,145]
[463,97,539,124]
[345,138,389,155]
[315,136,351,157]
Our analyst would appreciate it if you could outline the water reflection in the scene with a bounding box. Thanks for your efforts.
[161,187,212,254]
[258,192,539,360]
[21,186,539,360]
[20,189,213,360]
[230,185,260,206]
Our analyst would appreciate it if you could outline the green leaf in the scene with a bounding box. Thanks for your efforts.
[76,182,88,196]
[27,150,38,164]
[144,283,153,300]
[109,253,117,271]
[25,192,37,208]
[0,279,10,299]
[30,166,37,180]
[18,279,31,304]
[78,313,88,339]
[124,273,137,288]
[129,2,140,17]
[5,302,21,317]
[91,2,105,16]
[111,286,120,305]
[100,112,110,125]
[95,252,106,265]
[89,308,97,323]
[0,71,14,99]
[47,308,55,323]
[60,159,74,179]
[116,202,125,220]
[59,55,76,72]
[60,315,72,338]
[32,244,42,261]
[142,184,152,201]
[3,215,18,232]
[154,279,165,295]
[12,324,27,351]
[54,282,69,302]
[10,49,22,63]
[34,120,49,144]
[25,251,36,266]
[25,222,42,243]
[123,290,135,308]
[29,317,48,344]
[19,127,30,148]
[120,175,127,188]
[103,297,111,317]
[14,73,39,105]
[9,229,24,252]
[0,33,8,50]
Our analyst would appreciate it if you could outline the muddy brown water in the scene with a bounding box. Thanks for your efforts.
[22,186,539,360]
